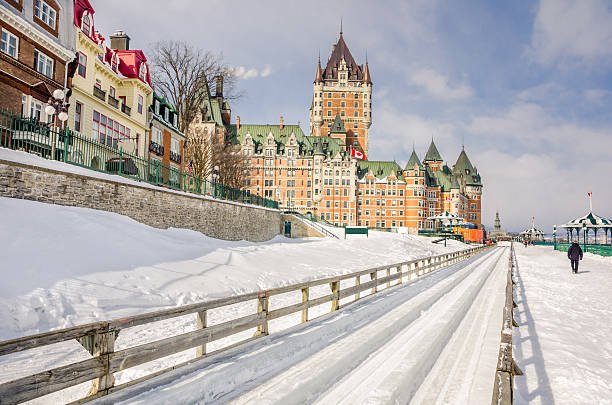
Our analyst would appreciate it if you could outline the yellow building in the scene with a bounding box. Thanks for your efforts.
[67,2,152,169]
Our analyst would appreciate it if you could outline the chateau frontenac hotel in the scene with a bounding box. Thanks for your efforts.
[224,31,482,230]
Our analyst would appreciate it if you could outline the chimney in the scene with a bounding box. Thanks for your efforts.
[280,116,284,130]
[110,30,130,51]
[215,75,223,98]
[236,115,240,129]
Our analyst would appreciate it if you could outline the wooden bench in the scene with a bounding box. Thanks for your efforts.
[345,226,368,239]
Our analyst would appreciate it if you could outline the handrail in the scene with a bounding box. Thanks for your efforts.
[285,211,339,239]
[491,242,523,405]
[0,245,493,404]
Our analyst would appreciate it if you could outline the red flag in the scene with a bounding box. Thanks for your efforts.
[351,148,365,160]
[588,191,592,197]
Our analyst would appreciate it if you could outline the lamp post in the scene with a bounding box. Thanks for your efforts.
[553,225,557,251]
[212,165,219,198]
[582,222,587,252]
[44,89,69,160]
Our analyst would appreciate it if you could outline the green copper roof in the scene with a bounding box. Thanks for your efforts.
[453,149,482,186]
[225,124,347,158]
[329,113,345,134]
[357,160,403,180]
[433,170,452,191]
[405,149,423,170]
[424,139,443,162]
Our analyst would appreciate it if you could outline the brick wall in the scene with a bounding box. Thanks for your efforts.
[0,159,282,242]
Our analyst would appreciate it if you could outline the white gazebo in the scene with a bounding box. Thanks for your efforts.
[559,212,612,244]
[520,217,544,242]
[427,211,464,228]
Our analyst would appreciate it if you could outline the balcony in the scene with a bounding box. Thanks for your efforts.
[149,141,164,156]
[108,95,119,109]
[93,86,106,102]
[121,103,131,116]
[170,150,181,164]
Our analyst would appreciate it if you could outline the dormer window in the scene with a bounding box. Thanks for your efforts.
[154,100,160,115]
[164,108,169,122]
[111,54,119,72]
[81,12,91,36]
[139,62,147,81]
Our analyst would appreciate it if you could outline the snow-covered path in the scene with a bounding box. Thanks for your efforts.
[93,247,507,405]
[513,245,612,405]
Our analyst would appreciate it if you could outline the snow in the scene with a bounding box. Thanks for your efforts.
[0,196,473,404]
[513,244,612,404]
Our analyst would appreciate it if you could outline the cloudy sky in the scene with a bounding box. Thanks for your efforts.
[94,0,612,233]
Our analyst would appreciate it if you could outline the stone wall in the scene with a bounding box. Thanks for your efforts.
[0,159,281,242]
[280,214,324,238]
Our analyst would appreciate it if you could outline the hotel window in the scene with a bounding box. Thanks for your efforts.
[77,52,87,77]
[327,101,331,107]
[171,138,180,155]
[341,93,345,98]
[154,100,160,115]
[34,0,56,29]
[341,111,345,116]
[354,111,358,117]
[1,30,18,59]
[74,102,82,132]
[109,86,116,98]
[341,102,345,107]
[34,50,53,78]
[164,108,169,122]
[29,99,42,121]
[137,94,143,114]
[354,101,358,108]
[327,110,331,116]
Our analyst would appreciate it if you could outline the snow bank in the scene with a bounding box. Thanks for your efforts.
[0,196,469,340]
[513,244,612,404]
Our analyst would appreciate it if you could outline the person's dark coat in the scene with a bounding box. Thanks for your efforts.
[568,243,583,261]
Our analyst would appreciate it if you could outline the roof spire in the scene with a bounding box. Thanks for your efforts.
[340,16,343,35]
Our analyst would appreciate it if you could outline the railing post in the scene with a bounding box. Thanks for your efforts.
[119,149,123,175]
[196,310,207,357]
[330,281,339,311]
[255,291,269,336]
[77,323,117,397]
[370,271,377,294]
[386,267,391,288]
[398,265,403,284]
[354,275,361,300]
[301,287,309,323]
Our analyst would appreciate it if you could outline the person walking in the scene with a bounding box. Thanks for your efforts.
[567,241,583,274]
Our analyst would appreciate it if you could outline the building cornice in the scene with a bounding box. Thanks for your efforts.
[0,7,74,62]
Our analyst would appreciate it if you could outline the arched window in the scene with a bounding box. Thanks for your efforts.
[81,12,91,36]
[139,62,147,81]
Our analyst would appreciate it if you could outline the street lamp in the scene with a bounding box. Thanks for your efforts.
[212,165,219,197]
[553,225,557,251]
[582,222,587,252]
[45,89,69,160]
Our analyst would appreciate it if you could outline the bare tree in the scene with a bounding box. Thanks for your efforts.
[184,125,247,190]
[149,40,241,133]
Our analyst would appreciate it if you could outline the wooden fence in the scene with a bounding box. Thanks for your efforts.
[0,245,490,404]
[491,242,523,404]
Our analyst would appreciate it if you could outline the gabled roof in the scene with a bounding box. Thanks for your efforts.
[424,139,443,162]
[357,161,403,180]
[323,32,364,81]
[405,149,423,170]
[329,113,345,134]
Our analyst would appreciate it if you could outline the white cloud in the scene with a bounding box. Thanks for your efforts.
[529,0,612,65]
[233,65,273,80]
[410,69,473,101]
[260,64,273,77]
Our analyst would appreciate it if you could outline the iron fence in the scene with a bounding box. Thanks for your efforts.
[0,108,278,210]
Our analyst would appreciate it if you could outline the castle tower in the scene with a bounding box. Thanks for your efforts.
[494,211,501,231]
[309,29,372,157]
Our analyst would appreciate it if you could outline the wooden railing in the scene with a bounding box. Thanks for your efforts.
[491,242,523,404]
[0,245,491,404]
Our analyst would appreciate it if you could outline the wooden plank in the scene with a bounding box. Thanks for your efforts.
[109,313,265,373]
[306,293,335,309]
[0,357,105,405]
[269,301,308,321]
[108,292,261,330]
[490,370,512,405]
[0,322,108,356]
[370,271,377,294]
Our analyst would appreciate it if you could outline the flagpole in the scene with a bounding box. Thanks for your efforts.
[589,191,593,212]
